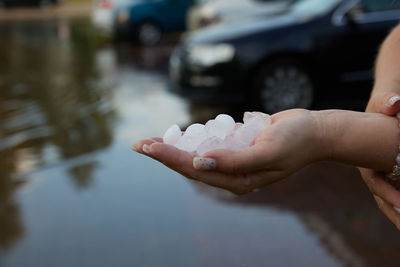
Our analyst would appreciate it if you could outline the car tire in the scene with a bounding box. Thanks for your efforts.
[39,0,52,7]
[136,21,162,46]
[253,59,314,113]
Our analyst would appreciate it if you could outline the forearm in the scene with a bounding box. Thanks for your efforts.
[370,24,400,98]
[315,110,399,172]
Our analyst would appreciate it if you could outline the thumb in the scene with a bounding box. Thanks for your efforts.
[366,92,400,115]
[193,145,269,173]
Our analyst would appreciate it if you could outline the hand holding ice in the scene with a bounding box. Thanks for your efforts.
[234,112,271,146]
[162,112,271,156]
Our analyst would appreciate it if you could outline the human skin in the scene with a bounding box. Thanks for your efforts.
[368,25,400,106]
[359,24,400,230]
[133,108,400,195]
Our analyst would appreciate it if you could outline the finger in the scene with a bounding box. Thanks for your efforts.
[374,195,400,230]
[200,145,271,174]
[359,168,400,208]
[132,137,162,153]
[147,142,195,171]
[147,142,255,194]
[366,92,400,115]
[246,169,287,188]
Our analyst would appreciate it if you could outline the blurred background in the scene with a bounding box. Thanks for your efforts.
[1,0,400,266]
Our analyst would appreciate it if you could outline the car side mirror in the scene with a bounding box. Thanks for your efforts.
[344,3,365,25]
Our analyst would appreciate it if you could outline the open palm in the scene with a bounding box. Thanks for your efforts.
[133,109,324,195]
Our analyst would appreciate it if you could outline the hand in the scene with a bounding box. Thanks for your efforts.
[133,109,328,195]
[365,92,400,115]
[359,168,400,230]
[361,92,400,230]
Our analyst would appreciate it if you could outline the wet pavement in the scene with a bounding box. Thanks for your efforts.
[0,18,400,267]
[0,2,92,21]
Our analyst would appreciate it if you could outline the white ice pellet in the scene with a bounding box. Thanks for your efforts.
[197,136,226,156]
[175,135,198,152]
[163,124,181,145]
[234,114,270,145]
[215,114,235,134]
[245,116,270,131]
[162,112,271,155]
[185,123,206,136]
[233,123,259,146]
[175,123,207,153]
[205,119,227,139]
[243,111,271,125]
[224,135,247,150]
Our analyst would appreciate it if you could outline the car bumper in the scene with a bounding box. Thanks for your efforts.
[168,80,246,104]
[168,47,248,104]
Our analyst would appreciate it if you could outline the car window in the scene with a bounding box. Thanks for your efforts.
[361,0,400,12]
[290,0,341,16]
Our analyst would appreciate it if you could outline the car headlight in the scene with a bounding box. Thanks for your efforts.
[187,44,235,67]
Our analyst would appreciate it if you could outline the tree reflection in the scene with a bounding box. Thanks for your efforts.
[68,162,98,189]
[0,19,116,249]
[2,20,115,182]
[0,162,24,251]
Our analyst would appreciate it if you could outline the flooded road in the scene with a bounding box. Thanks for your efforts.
[0,19,399,267]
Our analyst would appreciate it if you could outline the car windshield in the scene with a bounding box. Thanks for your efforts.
[290,0,342,16]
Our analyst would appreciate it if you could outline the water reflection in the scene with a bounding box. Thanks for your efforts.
[115,42,175,71]
[0,166,24,251]
[191,161,400,266]
[0,19,116,250]
[0,17,398,267]
[1,19,115,176]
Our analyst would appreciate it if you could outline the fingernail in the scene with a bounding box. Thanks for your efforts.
[375,195,384,206]
[394,206,400,214]
[193,157,217,170]
[131,143,138,152]
[142,144,151,154]
[388,95,400,106]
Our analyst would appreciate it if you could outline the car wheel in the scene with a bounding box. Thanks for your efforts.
[137,21,162,46]
[253,59,314,113]
[39,0,51,6]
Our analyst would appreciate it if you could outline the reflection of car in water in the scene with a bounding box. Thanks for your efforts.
[187,0,294,31]
[92,0,195,45]
[92,0,129,34]
[170,0,400,113]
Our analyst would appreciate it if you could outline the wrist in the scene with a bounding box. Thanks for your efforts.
[310,110,337,162]
[312,110,400,171]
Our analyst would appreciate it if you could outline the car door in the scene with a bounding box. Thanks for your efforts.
[158,0,195,31]
[333,0,400,80]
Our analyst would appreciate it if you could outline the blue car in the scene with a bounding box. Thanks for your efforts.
[114,0,196,45]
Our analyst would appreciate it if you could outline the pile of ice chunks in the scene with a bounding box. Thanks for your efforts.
[162,112,271,156]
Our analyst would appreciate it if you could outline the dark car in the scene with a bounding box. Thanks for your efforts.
[169,0,400,112]
[187,0,294,31]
